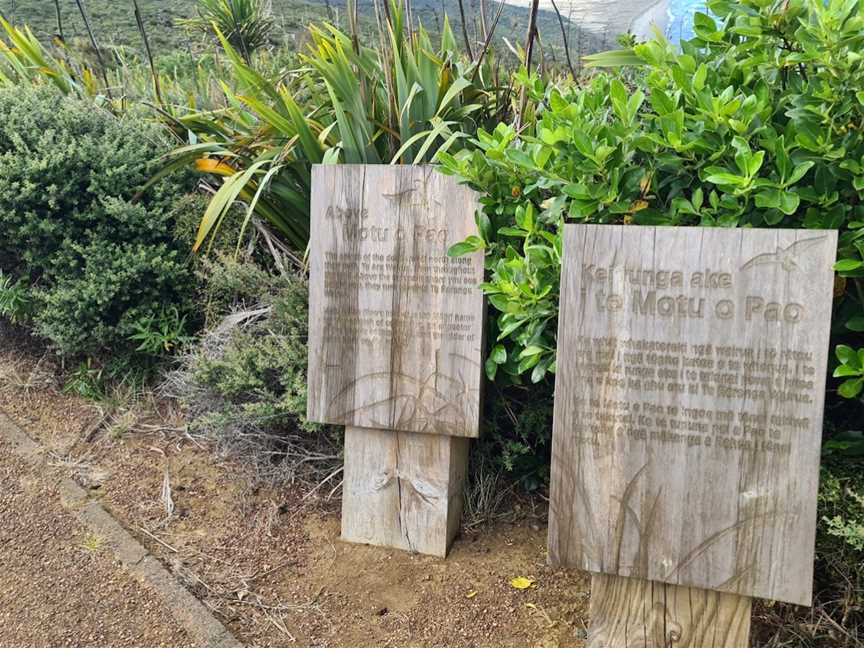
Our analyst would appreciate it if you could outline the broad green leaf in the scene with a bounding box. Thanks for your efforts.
[485,357,498,381]
[834,365,862,378]
[583,49,643,68]
[519,345,545,359]
[838,377,864,399]
[835,259,864,272]
[705,172,747,187]
[693,64,707,91]
[837,344,860,367]
[786,161,815,185]
[448,236,485,257]
[755,189,780,209]
[491,344,507,364]
[846,316,864,332]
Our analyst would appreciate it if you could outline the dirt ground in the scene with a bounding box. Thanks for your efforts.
[0,433,196,647]
[0,341,590,648]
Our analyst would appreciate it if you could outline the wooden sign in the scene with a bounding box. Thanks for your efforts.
[307,165,485,438]
[589,573,753,647]
[307,165,485,557]
[549,225,837,607]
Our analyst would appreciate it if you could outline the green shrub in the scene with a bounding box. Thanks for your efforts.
[195,253,289,324]
[480,382,555,491]
[0,85,199,364]
[438,0,864,528]
[813,456,864,631]
[190,277,311,428]
[170,257,340,483]
[820,459,864,556]
[442,0,864,390]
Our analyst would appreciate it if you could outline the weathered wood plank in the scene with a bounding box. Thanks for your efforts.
[549,225,837,605]
[307,165,485,438]
[589,574,752,648]
[341,426,469,557]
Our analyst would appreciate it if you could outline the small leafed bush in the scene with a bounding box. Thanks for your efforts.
[0,85,199,364]
[167,256,341,484]
[811,457,864,636]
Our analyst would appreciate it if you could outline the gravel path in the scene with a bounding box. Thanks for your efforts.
[0,438,197,648]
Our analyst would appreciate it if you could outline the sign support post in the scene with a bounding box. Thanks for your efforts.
[341,427,469,557]
[306,165,485,557]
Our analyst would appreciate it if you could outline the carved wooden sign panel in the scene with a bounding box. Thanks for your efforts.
[548,225,837,606]
[307,165,485,438]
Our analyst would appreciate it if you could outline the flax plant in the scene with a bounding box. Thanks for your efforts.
[170,1,508,255]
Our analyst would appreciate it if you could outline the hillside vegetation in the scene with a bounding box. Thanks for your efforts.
[0,0,610,61]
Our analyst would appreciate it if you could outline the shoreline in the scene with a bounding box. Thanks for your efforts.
[630,0,670,41]
[497,0,661,40]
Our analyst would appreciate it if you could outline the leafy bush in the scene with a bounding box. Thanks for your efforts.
[480,382,555,490]
[169,3,510,253]
[814,456,864,629]
[167,256,341,483]
[442,0,864,392]
[820,459,864,555]
[0,271,32,325]
[0,84,199,364]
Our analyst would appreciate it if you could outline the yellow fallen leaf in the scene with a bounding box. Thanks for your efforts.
[466,590,478,599]
[510,577,535,589]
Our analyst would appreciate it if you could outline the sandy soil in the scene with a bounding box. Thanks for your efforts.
[0,341,591,647]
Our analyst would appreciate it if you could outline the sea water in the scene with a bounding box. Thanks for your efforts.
[665,0,708,42]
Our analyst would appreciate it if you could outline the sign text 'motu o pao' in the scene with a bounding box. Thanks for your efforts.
[548,225,837,606]
[306,165,485,438]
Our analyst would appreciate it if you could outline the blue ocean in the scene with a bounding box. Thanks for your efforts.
[665,0,708,42]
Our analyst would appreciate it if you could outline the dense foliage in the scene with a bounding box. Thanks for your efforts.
[0,85,199,365]
[1,0,863,639]
[443,0,864,395]
[170,255,342,483]
[188,258,312,431]
[441,0,864,625]
[169,7,511,254]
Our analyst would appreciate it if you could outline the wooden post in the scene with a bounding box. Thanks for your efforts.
[589,575,751,648]
[306,165,485,557]
[548,225,838,640]
[341,426,469,557]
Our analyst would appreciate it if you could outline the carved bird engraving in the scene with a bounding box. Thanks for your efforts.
[740,236,827,272]
[382,178,442,209]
